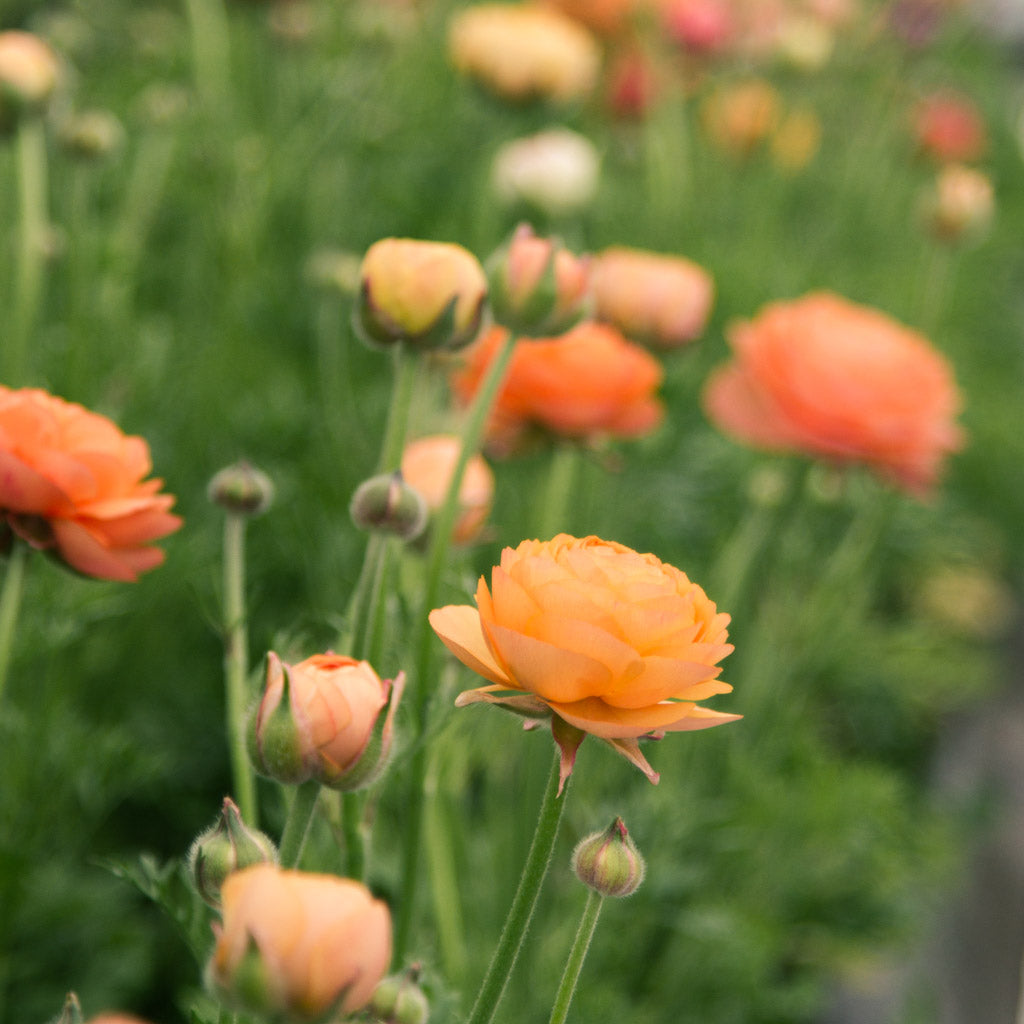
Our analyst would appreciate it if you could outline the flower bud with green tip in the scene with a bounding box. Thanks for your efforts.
[571,817,645,897]
[350,471,428,541]
[187,796,278,908]
[369,963,430,1024]
[208,461,275,517]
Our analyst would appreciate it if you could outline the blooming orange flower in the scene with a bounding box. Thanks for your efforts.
[430,533,738,787]
[0,387,181,581]
[451,323,663,454]
[702,292,964,496]
[591,246,714,348]
[210,864,391,1020]
[250,652,403,790]
[401,435,495,545]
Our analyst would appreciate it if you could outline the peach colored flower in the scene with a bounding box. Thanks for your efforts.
[0,31,60,117]
[401,435,495,545]
[355,238,488,351]
[703,292,964,496]
[249,652,403,790]
[913,90,987,163]
[430,534,738,787]
[449,3,601,104]
[921,163,994,243]
[210,864,391,1020]
[491,128,600,216]
[701,78,780,155]
[545,0,646,35]
[0,387,181,581]
[591,246,714,348]
[451,324,664,455]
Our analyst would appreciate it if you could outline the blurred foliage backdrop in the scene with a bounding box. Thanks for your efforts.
[0,0,1022,1022]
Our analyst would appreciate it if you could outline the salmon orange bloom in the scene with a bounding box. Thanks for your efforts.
[591,246,714,348]
[0,387,181,581]
[429,534,738,788]
[210,864,391,1020]
[703,292,964,496]
[451,324,663,454]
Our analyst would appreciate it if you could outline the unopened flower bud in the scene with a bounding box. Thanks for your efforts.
[249,652,404,791]
[354,238,489,352]
[208,462,275,516]
[350,472,428,540]
[921,164,994,245]
[571,817,645,897]
[187,797,278,908]
[59,110,125,160]
[369,964,430,1024]
[487,224,591,335]
[0,31,61,132]
[54,992,83,1024]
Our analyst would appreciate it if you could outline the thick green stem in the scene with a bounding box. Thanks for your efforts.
[278,780,321,869]
[548,890,604,1024]
[184,0,232,113]
[222,512,257,825]
[537,444,578,540]
[393,331,518,963]
[342,792,366,882]
[0,542,29,705]
[466,754,569,1024]
[10,117,49,385]
[377,347,420,473]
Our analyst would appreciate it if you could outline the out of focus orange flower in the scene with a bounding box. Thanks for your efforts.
[703,292,964,496]
[591,246,714,348]
[921,163,994,243]
[210,865,391,1020]
[913,90,987,163]
[401,434,495,544]
[449,4,601,103]
[430,533,738,787]
[701,78,780,155]
[770,108,822,171]
[451,323,664,454]
[0,387,181,581]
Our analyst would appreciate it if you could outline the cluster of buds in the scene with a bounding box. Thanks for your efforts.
[248,652,404,791]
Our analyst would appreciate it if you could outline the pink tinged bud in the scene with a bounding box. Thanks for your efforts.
[249,652,404,791]
[187,797,278,908]
[0,31,60,130]
[349,471,429,540]
[209,865,392,1020]
[354,238,489,352]
[487,223,592,336]
[571,817,646,897]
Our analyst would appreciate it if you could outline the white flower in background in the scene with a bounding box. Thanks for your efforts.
[491,127,600,217]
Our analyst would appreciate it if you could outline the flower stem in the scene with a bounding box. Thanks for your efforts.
[222,511,258,825]
[278,780,321,869]
[183,0,232,114]
[10,116,49,386]
[393,331,518,963]
[377,346,420,473]
[466,753,569,1024]
[548,889,604,1024]
[537,443,578,540]
[0,542,29,705]
[341,791,366,882]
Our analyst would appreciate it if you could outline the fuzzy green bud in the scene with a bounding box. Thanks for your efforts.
[369,965,430,1024]
[350,471,428,540]
[207,461,275,516]
[187,797,278,908]
[571,817,645,897]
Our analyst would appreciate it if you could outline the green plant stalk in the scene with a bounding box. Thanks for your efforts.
[184,0,232,113]
[548,889,604,1024]
[278,780,321,869]
[223,512,258,825]
[466,754,570,1024]
[341,791,366,882]
[10,117,49,386]
[537,444,579,540]
[360,536,394,669]
[0,542,29,706]
[393,331,518,963]
[377,346,420,473]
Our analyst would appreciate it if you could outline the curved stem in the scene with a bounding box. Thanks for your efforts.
[222,512,257,825]
[278,780,321,869]
[548,889,604,1024]
[0,542,29,705]
[466,753,569,1024]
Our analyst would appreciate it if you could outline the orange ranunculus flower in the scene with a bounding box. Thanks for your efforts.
[249,652,403,791]
[591,246,714,348]
[912,90,987,164]
[448,3,601,104]
[0,387,181,581]
[401,434,495,545]
[429,533,738,787]
[210,864,391,1020]
[451,323,664,454]
[702,292,964,496]
[701,78,780,156]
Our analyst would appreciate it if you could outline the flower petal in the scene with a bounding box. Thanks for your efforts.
[429,605,511,686]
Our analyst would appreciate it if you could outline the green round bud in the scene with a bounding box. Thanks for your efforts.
[571,817,645,898]
[350,472,428,540]
[207,461,275,516]
[369,965,430,1024]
